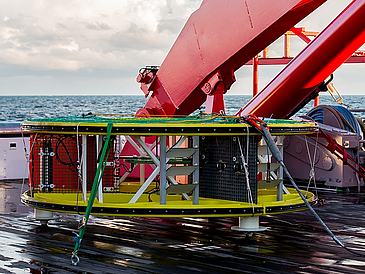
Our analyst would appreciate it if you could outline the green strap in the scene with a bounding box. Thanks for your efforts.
[72,123,113,262]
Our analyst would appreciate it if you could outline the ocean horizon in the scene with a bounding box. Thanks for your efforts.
[1,94,363,122]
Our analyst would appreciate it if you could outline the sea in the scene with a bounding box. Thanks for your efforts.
[1,94,364,122]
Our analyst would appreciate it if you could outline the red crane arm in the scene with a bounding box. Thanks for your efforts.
[237,0,365,119]
[136,0,326,117]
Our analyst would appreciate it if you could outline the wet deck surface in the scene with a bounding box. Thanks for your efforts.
[1,180,365,273]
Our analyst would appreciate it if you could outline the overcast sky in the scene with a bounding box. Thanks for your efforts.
[0,0,363,96]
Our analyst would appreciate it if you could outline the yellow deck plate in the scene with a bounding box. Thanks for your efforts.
[21,187,315,218]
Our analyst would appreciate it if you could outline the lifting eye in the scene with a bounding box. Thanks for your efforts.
[200,147,209,166]
[233,163,244,173]
[216,160,227,172]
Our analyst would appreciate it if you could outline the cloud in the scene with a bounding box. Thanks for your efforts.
[157,18,186,34]
[0,0,201,74]
[0,0,363,96]
[85,21,112,31]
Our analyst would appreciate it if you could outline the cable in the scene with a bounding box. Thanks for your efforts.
[23,133,38,197]
[307,105,361,135]
[237,136,255,214]
[259,122,365,257]
[55,135,79,172]
[76,123,82,214]
[304,134,319,199]
[20,127,29,194]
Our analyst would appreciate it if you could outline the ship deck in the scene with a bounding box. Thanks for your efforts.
[2,179,365,273]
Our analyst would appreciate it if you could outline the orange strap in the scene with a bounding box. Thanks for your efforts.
[243,114,267,132]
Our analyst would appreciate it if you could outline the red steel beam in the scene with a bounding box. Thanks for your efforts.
[289,27,313,43]
[238,0,365,118]
[286,27,319,37]
[253,55,259,96]
[245,55,365,65]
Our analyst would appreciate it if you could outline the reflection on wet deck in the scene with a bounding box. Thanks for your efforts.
[1,180,365,273]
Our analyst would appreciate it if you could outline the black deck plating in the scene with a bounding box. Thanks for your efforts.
[21,196,265,216]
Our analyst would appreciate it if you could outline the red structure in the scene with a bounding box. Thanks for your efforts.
[136,0,327,117]
[135,0,365,121]
[237,0,365,118]
[245,26,365,107]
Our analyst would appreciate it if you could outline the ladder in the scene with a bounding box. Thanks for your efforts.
[257,136,289,201]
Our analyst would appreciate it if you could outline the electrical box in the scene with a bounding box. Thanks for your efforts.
[0,123,29,180]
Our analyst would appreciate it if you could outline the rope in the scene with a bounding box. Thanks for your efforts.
[20,127,29,196]
[307,105,361,135]
[27,133,38,197]
[332,105,361,135]
[76,122,82,214]
[237,137,255,214]
[304,134,319,199]
[71,123,113,265]
[21,131,38,196]
[258,122,365,257]
[27,113,304,126]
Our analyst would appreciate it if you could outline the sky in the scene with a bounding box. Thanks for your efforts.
[0,0,363,96]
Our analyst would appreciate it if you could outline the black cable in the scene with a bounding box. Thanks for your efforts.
[120,162,130,173]
[146,188,160,202]
[55,135,80,172]
[145,179,160,202]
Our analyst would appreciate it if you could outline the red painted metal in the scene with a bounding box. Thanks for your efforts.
[245,26,365,66]
[253,55,259,96]
[314,96,319,107]
[317,128,365,180]
[285,27,321,107]
[205,82,226,114]
[136,0,327,117]
[245,55,365,65]
[284,33,291,58]
[136,67,159,98]
[245,27,365,66]
[289,27,315,43]
[238,0,365,119]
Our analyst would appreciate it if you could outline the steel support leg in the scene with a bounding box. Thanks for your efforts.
[192,136,199,205]
[160,136,167,205]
